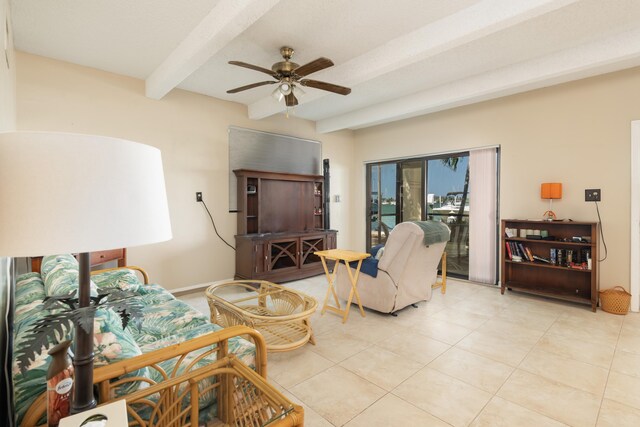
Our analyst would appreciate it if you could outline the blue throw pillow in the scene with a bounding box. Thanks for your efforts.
[349,258,379,278]
[370,244,385,258]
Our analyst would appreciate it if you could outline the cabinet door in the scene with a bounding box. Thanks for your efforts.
[300,235,326,267]
[267,238,299,272]
[327,232,337,249]
[253,242,266,274]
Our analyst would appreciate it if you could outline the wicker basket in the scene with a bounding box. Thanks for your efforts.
[599,286,631,315]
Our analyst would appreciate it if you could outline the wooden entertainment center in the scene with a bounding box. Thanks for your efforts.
[234,169,336,282]
[501,219,599,311]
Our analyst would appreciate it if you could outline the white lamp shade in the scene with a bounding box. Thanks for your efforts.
[0,131,172,256]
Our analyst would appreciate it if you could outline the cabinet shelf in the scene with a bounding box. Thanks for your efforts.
[505,237,593,247]
[503,282,592,305]
[505,259,591,273]
[501,219,598,311]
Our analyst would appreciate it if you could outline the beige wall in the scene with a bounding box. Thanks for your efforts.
[15,50,640,293]
[353,67,640,291]
[0,0,15,131]
[0,0,15,422]
[16,52,354,289]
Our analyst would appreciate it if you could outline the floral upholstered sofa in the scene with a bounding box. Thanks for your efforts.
[12,254,259,426]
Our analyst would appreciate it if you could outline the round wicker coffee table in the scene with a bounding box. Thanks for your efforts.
[206,280,317,352]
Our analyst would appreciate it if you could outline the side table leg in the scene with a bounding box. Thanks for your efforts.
[320,256,341,315]
[329,260,341,307]
[344,259,366,323]
[441,251,447,294]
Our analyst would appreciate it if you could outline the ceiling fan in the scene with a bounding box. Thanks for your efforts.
[227,46,351,107]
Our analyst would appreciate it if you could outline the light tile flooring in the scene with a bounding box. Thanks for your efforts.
[178,276,640,427]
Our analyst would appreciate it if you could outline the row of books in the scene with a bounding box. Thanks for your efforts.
[551,248,591,267]
[505,241,535,262]
[506,242,592,269]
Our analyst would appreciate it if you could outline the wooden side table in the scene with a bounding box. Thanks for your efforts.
[314,249,370,323]
[431,251,447,294]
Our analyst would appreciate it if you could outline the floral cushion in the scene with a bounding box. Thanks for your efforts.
[14,273,46,326]
[41,254,98,298]
[134,284,177,305]
[91,268,142,290]
[92,269,176,306]
[126,298,209,346]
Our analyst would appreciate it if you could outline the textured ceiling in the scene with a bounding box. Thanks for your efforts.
[10,0,640,132]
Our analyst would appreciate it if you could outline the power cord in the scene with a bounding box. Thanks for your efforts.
[595,201,607,262]
[199,198,235,251]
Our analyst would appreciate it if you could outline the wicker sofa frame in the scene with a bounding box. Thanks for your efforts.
[21,325,303,427]
[19,265,303,427]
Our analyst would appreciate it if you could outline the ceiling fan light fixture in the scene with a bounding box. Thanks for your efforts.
[271,86,284,102]
[293,84,306,99]
[279,81,292,96]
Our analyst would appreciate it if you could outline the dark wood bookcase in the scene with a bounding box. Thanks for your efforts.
[234,169,336,282]
[501,219,599,311]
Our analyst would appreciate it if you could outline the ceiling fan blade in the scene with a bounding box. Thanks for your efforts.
[229,61,278,77]
[300,79,351,95]
[294,57,334,77]
[285,92,298,107]
[226,81,276,94]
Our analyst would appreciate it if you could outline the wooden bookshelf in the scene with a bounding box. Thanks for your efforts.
[501,219,599,311]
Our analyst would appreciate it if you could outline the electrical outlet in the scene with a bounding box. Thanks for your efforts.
[196,192,203,202]
[585,189,601,202]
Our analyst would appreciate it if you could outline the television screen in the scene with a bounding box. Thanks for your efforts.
[228,126,321,211]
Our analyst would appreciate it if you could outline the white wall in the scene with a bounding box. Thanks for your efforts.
[352,66,640,292]
[16,52,355,289]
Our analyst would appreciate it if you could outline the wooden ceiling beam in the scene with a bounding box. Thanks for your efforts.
[145,0,281,100]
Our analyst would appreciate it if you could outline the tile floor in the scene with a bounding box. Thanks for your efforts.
[178,276,640,427]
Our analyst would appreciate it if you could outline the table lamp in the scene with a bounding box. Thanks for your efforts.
[541,182,562,221]
[0,131,172,414]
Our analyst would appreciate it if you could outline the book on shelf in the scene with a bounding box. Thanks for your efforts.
[518,242,533,262]
[532,255,551,263]
[505,242,513,260]
[511,241,522,259]
[525,247,535,262]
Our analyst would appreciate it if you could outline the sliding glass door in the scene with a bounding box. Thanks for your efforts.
[366,153,470,279]
[367,162,398,247]
[426,156,469,278]
[399,160,424,222]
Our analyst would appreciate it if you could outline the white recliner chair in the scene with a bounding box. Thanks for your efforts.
[335,221,449,314]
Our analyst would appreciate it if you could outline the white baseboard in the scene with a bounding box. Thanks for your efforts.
[170,278,234,296]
